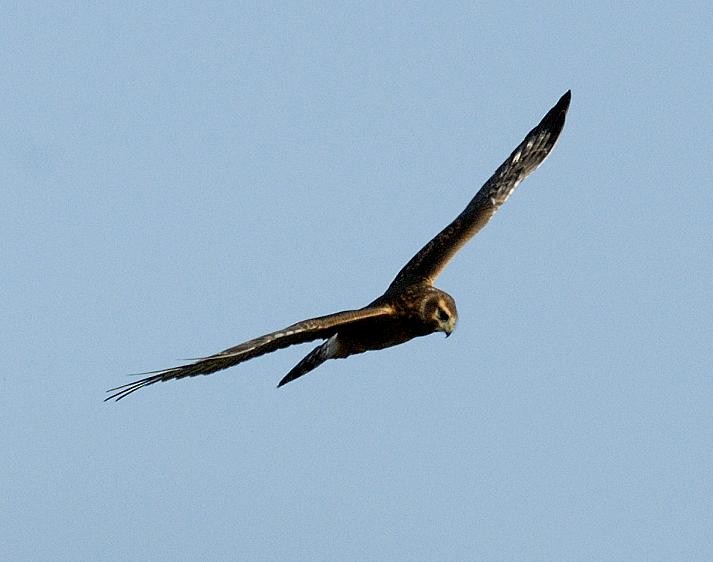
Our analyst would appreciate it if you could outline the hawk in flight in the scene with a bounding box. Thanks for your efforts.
[107,90,570,401]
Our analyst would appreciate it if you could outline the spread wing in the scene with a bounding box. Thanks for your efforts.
[387,90,571,291]
[106,305,394,401]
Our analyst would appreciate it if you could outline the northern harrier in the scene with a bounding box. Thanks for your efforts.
[107,90,570,401]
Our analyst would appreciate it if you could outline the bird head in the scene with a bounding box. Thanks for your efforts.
[420,288,458,337]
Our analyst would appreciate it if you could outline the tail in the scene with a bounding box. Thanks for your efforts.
[277,334,339,387]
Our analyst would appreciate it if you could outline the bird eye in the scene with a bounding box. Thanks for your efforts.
[436,307,449,321]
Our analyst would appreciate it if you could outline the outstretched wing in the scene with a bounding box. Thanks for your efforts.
[387,90,571,291]
[106,305,394,401]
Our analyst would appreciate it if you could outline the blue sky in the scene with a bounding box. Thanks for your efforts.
[3,3,712,560]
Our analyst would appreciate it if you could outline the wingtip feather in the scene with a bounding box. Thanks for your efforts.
[560,89,572,108]
[536,90,571,141]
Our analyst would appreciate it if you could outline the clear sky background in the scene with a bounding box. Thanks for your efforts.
[3,3,712,560]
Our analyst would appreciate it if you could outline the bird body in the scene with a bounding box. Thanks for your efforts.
[107,91,570,401]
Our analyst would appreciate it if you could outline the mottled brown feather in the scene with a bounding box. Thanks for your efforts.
[106,306,393,400]
[387,90,571,291]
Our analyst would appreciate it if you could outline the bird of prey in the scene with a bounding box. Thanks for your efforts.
[107,90,570,401]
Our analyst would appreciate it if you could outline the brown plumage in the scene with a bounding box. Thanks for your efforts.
[107,90,570,401]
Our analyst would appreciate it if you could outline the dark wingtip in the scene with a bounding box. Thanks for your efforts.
[537,90,571,138]
[557,90,572,113]
[550,89,571,116]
